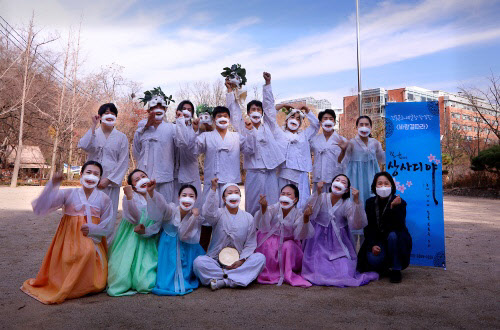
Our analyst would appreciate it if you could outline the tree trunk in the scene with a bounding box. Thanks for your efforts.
[10,16,33,187]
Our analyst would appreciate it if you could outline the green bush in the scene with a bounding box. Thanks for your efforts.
[471,145,500,174]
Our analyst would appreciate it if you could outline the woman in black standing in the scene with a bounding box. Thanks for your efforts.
[357,172,412,283]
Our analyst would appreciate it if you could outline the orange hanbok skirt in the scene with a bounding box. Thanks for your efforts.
[21,214,108,304]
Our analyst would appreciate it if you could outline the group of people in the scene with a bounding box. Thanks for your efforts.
[20,72,412,305]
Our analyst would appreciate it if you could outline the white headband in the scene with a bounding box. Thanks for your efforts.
[285,108,305,121]
[221,182,239,195]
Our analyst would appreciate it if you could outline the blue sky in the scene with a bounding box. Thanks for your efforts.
[2,0,500,107]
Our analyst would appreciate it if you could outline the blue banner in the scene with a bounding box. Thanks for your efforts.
[385,101,446,268]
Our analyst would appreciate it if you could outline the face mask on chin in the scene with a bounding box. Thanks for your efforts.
[331,181,346,196]
[376,186,392,198]
[216,117,229,129]
[358,126,371,137]
[179,196,195,211]
[135,178,150,193]
[101,113,116,126]
[287,118,300,131]
[225,194,241,208]
[80,174,99,189]
[182,110,192,123]
[154,110,165,121]
[322,120,334,132]
[249,111,262,124]
[279,195,295,210]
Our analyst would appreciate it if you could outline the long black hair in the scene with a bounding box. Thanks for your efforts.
[81,160,103,176]
[177,100,195,116]
[329,173,351,200]
[281,183,299,205]
[371,171,397,196]
[356,115,373,138]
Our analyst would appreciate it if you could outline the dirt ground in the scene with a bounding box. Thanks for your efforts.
[0,186,498,329]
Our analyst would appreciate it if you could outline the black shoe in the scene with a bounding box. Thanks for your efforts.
[390,270,402,283]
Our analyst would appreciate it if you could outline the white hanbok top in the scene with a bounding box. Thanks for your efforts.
[254,203,314,241]
[310,132,347,183]
[32,180,114,242]
[177,122,254,184]
[174,118,202,184]
[78,127,129,186]
[121,192,147,225]
[133,119,176,183]
[201,189,257,260]
[226,86,285,170]
[141,192,202,244]
[307,192,367,230]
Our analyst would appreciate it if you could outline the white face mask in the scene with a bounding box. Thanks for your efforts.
[331,181,346,195]
[154,110,165,121]
[358,126,371,137]
[322,120,334,132]
[287,118,300,131]
[225,193,241,208]
[179,196,196,211]
[80,174,99,189]
[376,186,392,198]
[249,111,262,124]
[101,113,116,126]
[135,177,150,193]
[216,117,229,129]
[279,195,295,210]
[199,113,212,125]
[182,110,192,123]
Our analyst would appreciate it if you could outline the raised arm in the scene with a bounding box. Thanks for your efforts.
[344,188,367,230]
[201,178,222,226]
[32,174,68,216]
[253,196,276,232]
[178,209,204,244]
[226,90,245,133]
[121,187,141,225]
[303,110,320,140]
[77,115,100,153]
[240,214,258,260]
[293,205,315,240]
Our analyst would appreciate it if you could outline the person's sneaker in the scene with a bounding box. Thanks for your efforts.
[390,270,402,283]
[210,279,226,291]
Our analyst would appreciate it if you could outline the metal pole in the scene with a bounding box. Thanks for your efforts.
[356,0,362,116]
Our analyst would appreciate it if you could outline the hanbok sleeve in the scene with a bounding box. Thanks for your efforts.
[77,128,97,153]
[201,188,222,226]
[142,219,162,238]
[122,195,141,225]
[262,84,286,140]
[339,140,353,165]
[293,209,315,240]
[304,111,320,140]
[303,191,324,220]
[240,130,255,156]
[178,214,204,244]
[106,134,129,185]
[146,191,175,223]
[374,139,386,164]
[344,199,368,230]
[240,214,258,260]
[226,92,245,133]
[87,194,115,240]
[31,180,67,216]
[254,203,278,232]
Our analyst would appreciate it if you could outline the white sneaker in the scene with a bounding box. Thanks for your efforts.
[210,279,219,291]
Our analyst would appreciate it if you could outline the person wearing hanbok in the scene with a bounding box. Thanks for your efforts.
[269,96,320,210]
[301,175,379,287]
[176,106,255,207]
[135,180,205,296]
[225,72,285,215]
[254,184,314,287]
[21,161,114,304]
[173,100,202,207]
[193,179,266,290]
[133,89,177,203]
[106,169,158,296]
[310,109,346,193]
[357,172,412,283]
[338,115,385,248]
[78,103,129,227]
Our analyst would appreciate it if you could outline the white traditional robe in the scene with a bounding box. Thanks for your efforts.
[226,85,285,215]
[121,192,147,225]
[192,189,265,288]
[78,127,129,225]
[310,132,347,193]
[133,119,176,203]
[176,119,254,207]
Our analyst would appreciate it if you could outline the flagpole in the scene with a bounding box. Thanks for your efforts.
[356,0,362,116]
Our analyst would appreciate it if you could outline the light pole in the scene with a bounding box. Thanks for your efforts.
[356,0,362,116]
